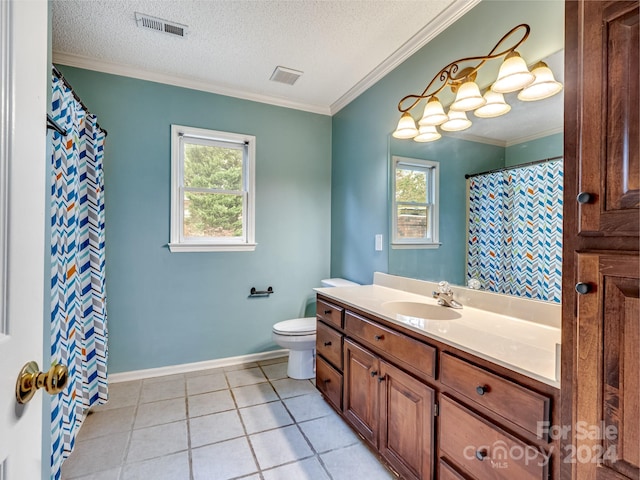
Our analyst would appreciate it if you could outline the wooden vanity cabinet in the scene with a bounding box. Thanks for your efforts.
[315,299,345,411]
[316,294,559,480]
[344,338,435,480]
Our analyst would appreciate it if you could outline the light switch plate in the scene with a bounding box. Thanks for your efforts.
[375,234,383,251]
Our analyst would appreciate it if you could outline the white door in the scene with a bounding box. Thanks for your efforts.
[0,0,49,479]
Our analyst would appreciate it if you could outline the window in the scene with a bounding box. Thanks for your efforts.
[169,125,256,252]
[391,156,440,248]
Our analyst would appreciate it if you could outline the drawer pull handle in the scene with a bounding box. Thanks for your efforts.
[575,282,592,295]
[576,192,594,204]
[476,385,488,396]
[378,376,385,383]
[475,449,488,461]
[324,310,332,315]
[374,335,384,341]
[323,378,331,385]
[323,341,332,347]
[370,370,378,377]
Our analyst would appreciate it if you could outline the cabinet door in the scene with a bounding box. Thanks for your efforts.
[344,339,379,446]
[575,253,639,480]
[573,1,639,236]
[379,360,434,480]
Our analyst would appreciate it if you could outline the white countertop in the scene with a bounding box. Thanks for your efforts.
[315,284,561,388]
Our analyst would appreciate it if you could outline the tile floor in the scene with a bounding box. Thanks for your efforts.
[61,356,396,480]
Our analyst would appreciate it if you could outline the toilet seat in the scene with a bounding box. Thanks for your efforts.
[272,317,316,336]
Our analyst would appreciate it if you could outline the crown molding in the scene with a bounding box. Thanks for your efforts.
[442,132,507,147]
[52,51,332,116]
[505,126,563,147]
[329,0,481,115]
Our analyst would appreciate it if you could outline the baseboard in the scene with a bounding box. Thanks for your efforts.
[109,349,288,383]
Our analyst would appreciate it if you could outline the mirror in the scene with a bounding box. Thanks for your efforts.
[387,4,564,302]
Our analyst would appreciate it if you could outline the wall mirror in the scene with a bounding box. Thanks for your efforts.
[387,1,564,303]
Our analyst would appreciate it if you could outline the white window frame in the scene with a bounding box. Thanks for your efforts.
[169,124,256,252]
[391,156,440,249]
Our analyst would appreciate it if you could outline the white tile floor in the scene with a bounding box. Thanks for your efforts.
[61,357,396,480]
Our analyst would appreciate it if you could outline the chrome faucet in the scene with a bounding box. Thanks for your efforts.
[432,281,463,309]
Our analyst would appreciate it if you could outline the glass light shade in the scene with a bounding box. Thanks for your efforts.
[392,112,419,139]
[474,90,511,118]
[450,81,486,111]
[517,62,563,101]
[441,110,472,132]
[491,52,535,93]
[414,125,441,142]
[419,97,448,126]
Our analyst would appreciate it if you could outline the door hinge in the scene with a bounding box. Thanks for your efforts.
[434,403,439,416]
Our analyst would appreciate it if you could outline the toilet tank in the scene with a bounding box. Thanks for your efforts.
[321,278,359,288]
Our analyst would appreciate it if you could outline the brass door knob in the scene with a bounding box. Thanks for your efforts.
[15,361,68,404]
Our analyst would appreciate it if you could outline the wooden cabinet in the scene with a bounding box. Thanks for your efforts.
[343,339,379,445]
[439,396,549,480]
[379,360,435,480]
[317,294,559,479]
[344,338,435,480]
[564,2,639,480]
[315,299,345,412]
[440,353,550,439]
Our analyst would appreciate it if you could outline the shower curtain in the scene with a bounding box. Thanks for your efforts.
[50,75,108,479]
[467,159,563,303]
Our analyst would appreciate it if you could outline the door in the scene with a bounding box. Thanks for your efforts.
[343,339,379,446]
[0,0,49,479]
[378,360,434,480]
[574,0,639,237]
[574,253,639,480]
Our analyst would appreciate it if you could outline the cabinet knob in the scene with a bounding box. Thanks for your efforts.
[323,341,332,347]
[323,378,331,385]
[576,192,594,204]
[476,385,488,396]
[370,370,378,377]
[374,335,384,341]
[378,376,385,383]
[575,282,592,295]
[475,449,488,461]
[324,310,332,315]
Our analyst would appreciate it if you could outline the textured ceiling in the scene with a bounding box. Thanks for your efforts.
[52,0,471,114]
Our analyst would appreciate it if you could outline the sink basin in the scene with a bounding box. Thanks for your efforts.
[381,301,462,321]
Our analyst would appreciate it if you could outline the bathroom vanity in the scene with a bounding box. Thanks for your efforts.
[314,274,561,480]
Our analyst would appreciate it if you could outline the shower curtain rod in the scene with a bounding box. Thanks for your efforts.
[464,155,563,179]
[51,65,108,137]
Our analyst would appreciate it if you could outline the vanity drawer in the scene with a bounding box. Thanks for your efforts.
[345,311,436,380]
[316,355,342,411]
[316,321,343,370]
[439,459,470,480]
[317,299,344,329]
[440,353,550,438]
[440,396,549,480]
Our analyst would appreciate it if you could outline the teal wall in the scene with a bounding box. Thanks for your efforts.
[388,137,504,284]
[330,0,564,285]
[57,67,332,373]
[506,132,563,166]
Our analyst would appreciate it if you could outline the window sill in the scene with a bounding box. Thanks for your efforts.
[168,243,257,253]
[391,242,441,250]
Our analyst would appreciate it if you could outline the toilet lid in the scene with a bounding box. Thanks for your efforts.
[273,317,316,336]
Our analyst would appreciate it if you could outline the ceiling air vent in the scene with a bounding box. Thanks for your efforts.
[269,66,303,86]
[135,12,188,38]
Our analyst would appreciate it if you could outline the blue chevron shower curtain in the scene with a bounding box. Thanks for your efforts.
[50,75,108,479]
[467,160,563,303]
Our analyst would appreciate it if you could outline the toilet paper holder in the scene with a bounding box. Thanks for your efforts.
[249,286,274,297]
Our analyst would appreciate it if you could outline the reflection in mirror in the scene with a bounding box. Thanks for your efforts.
[388,49,564,303]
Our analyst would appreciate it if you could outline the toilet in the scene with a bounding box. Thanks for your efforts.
[272,278,359,379]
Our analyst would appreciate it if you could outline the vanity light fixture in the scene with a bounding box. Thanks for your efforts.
[474,90,511,118]
[392,24,563,142]
[441,110,472,132]
[517,61,563,101]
